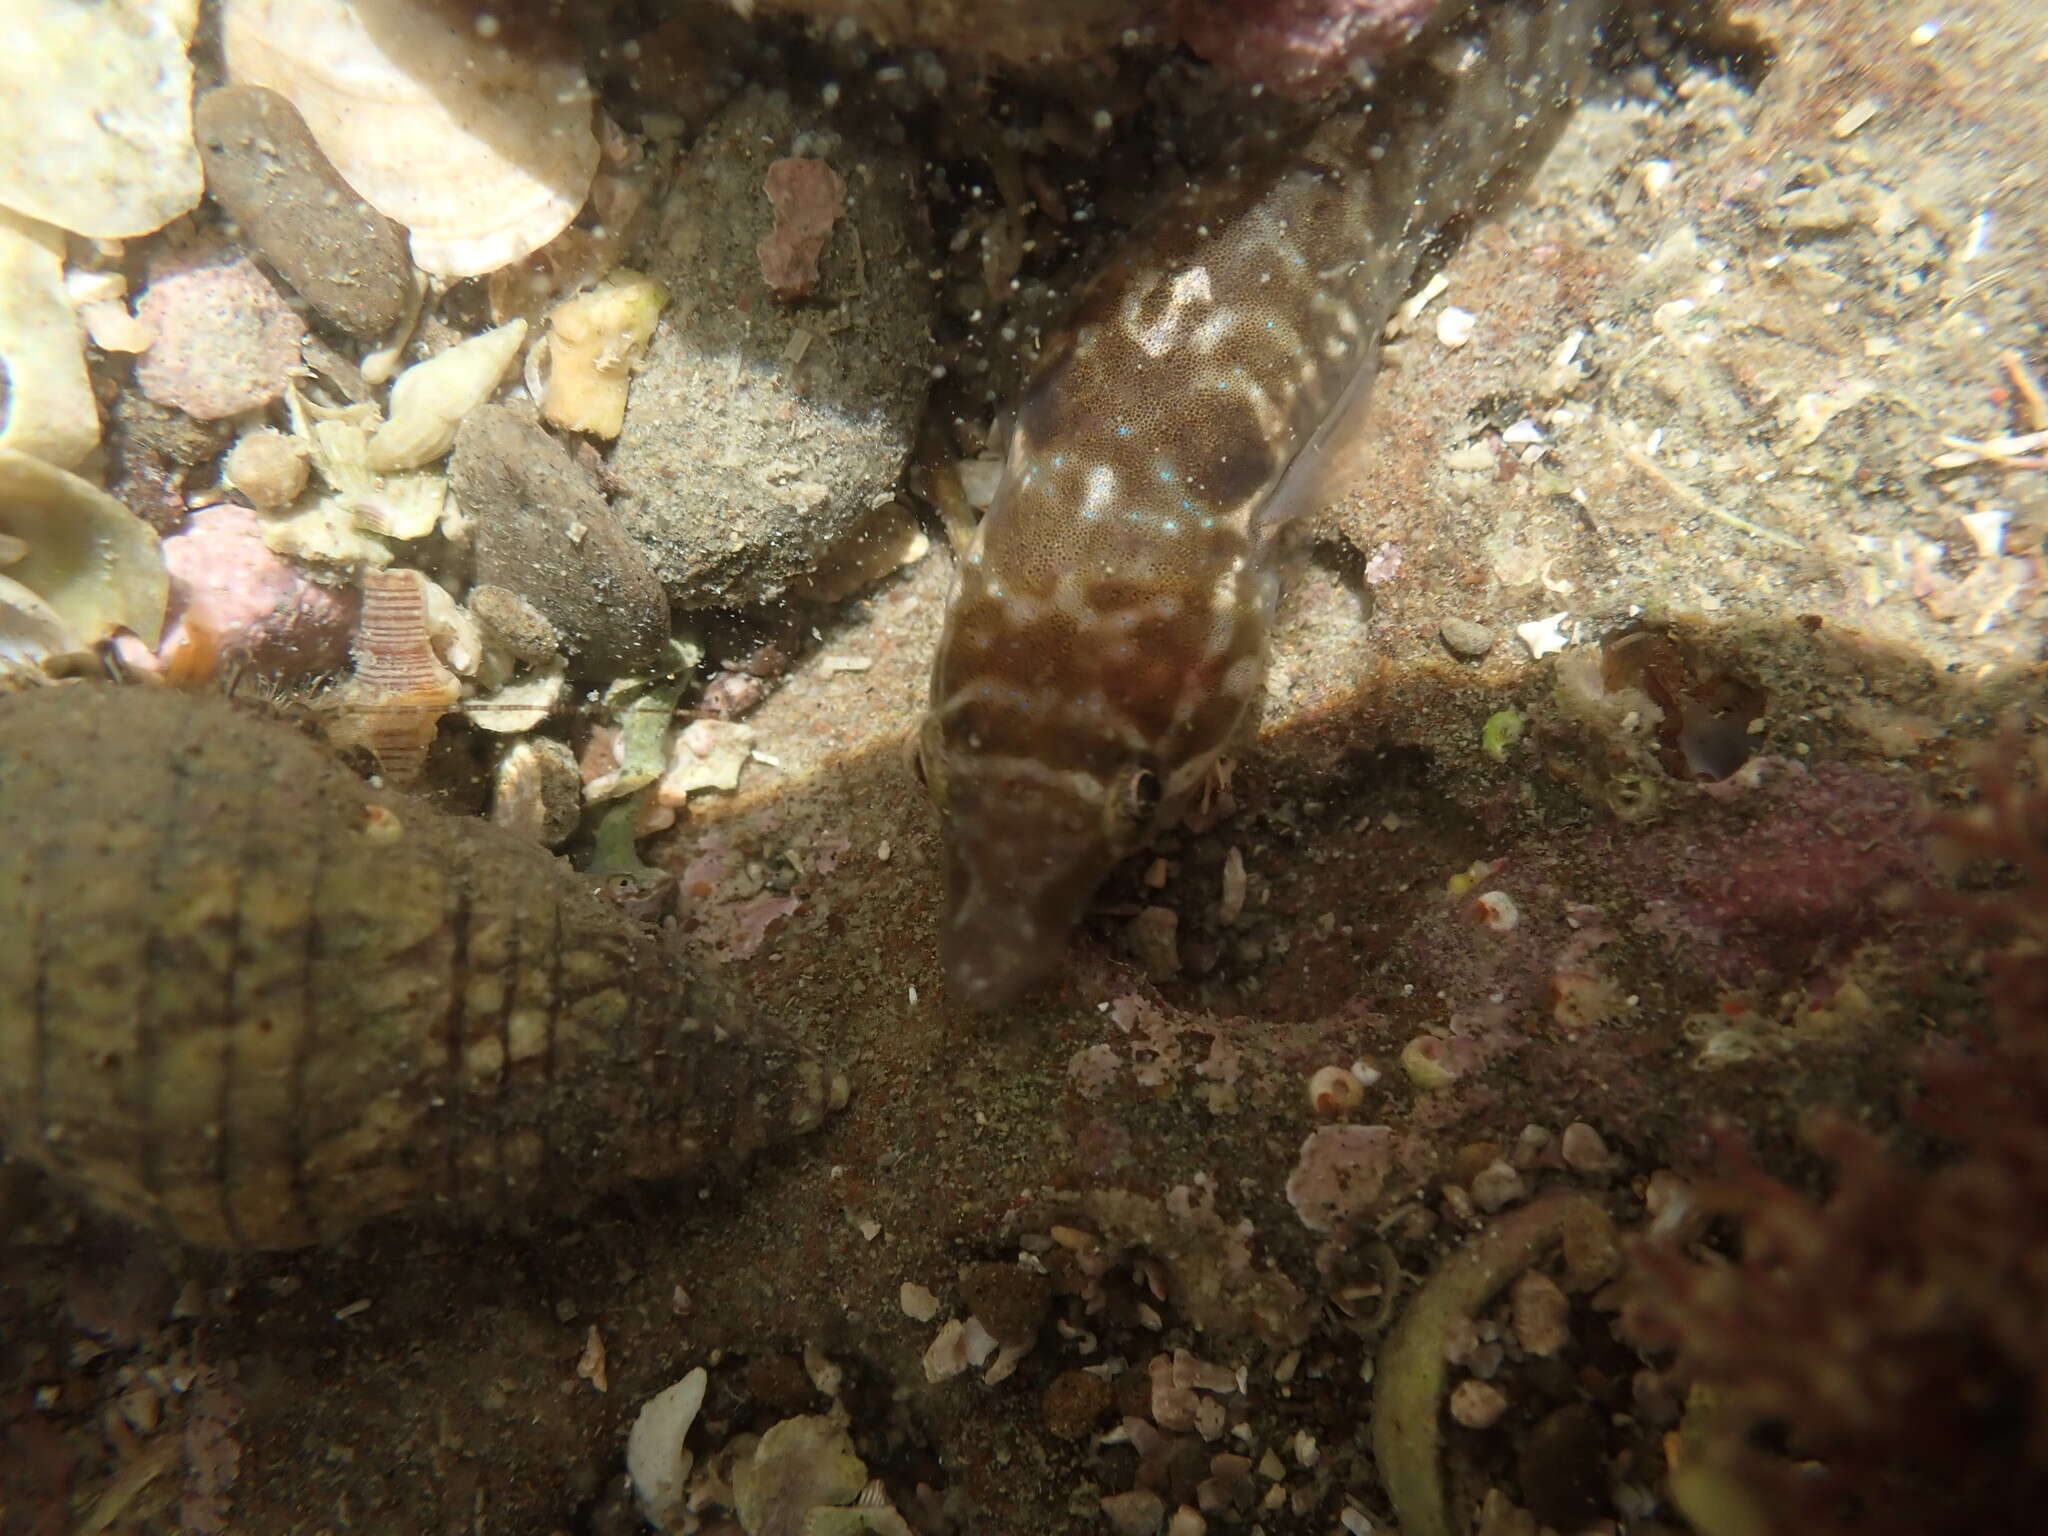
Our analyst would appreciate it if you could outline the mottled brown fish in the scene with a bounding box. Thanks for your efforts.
[917,0,1621,1007]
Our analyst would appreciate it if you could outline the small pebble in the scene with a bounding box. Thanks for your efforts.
[1440,617,1496,658]
[1127,905,1181,982]
[1559,1122,1614,1175]
[453,405,669,680]
[1042,1368,1114,1441]
[960,1261,1051,1349]
[223,427,308,512]
[1101,1488,1166,1536]
[1510,1270,1571,1356]
[1448,1379,1509,1429]
[134,250,303,421]
[1470,1160,1525,1212]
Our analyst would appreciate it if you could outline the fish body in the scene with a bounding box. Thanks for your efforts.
[919,0,1620,1008]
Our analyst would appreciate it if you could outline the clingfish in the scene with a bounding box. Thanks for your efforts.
[916,0,1622,1007]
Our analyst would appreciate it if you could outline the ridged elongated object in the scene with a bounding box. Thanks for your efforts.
[0,686,840,1249]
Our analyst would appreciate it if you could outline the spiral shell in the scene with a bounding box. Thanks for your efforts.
[327,567,461,787]
[0,686,842,1249]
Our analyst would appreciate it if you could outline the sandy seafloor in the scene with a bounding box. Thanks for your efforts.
[3,1,2046,1533]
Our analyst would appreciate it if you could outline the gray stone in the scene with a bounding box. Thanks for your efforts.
[606,90,934,608]
[1440,617,1496,658]
[451,406,670,681]
[195,86,412,339]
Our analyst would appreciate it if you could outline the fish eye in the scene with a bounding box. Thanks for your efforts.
[1105,762,1162,847]
[1125,768,1161,822]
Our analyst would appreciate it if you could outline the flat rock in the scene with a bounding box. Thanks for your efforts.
[195,85,413,339]
[452,405,670,680]
[606,89,933,609]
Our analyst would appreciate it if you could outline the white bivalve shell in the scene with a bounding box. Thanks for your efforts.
[222,0,600,279]
[0,0,202,239]
[0,212,98,468]
[0,449,168,648]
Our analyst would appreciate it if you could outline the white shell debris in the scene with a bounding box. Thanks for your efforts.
[732,1415,869,1536]
[465,660,567,735]
[657,719,757,804]
[1516,612,1572,659]
[1435,305,1477,348]
[0,449,168,647]
[541,272,668,439]
[922,1319,970,1383]
[898,1282,940,1323]
[223,0,600,278]
[0,573,79,669]
[0,213,98,467]
[627,1367,707,1535]
[0,0,202,239]
[367,320,528,472]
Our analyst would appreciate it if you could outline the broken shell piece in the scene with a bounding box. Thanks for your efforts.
[290,387,446,541]
[733,1415,869,1536]
[0,449,168,645]
[0,0,202,239]
[541,272,668,439]
[466,660,566,736]
[66,270,155,354]
[327,567,460,786]
[492,737,582,848]
[367,320,527,472]
[0,212,98,468]
[222,0,599,278]
[417,577,482,676]
[0,573,80,669]
[224,427,310,511]
[656,719,756,806]
[789,498,930,604]
[626,1366,706,1535]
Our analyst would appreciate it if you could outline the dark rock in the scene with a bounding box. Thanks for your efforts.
[195,86,413,339]
[1041,1369,1114,1441]
[606,90,933,608]
[1517,1401,1608,1531]
[451,406,670,680]
[961,1261,1053,1348]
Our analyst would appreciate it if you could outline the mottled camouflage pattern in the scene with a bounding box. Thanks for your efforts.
[922,0,1618,1006]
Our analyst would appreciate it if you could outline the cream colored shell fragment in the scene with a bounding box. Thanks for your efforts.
[0,450,169,647]
[222,0,601,279]
[367,320,528,472]
[0,574,79,669]
[0,0,202,238]
[0,213,98,468]
[542,273,669,439]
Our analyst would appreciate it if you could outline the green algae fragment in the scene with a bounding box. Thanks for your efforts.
[1374,1193,1605,1536]
[1481,708,1525,761]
